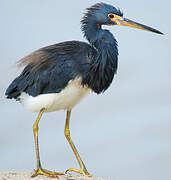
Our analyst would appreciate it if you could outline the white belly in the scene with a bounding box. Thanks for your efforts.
[19,78,90,112]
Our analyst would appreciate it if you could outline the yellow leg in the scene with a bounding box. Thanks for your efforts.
[64,110,92,177]
[31,108,64,178]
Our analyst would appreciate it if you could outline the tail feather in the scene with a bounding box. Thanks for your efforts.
[5,76,26,99]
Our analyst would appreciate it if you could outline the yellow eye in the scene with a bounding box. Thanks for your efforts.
[108,14,115,19]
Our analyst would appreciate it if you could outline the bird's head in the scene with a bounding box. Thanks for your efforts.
[83,2,163,35]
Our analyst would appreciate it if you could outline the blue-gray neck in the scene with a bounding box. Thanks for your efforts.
[81,16,119,94]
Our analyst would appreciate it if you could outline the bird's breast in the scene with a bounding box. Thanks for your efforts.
[19,77,90,112]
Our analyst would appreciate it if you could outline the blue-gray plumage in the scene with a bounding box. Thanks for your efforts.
[6,3,121,99]
[6,41,95,98]
[5,2,163,178]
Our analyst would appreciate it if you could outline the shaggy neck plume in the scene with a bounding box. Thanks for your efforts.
[81,12,119,94]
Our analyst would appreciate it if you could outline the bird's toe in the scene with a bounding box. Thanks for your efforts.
[31,167,64,178]
[65,168,92,177]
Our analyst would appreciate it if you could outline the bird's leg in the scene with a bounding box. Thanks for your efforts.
[31,108,64,178]
[64,110,92,177]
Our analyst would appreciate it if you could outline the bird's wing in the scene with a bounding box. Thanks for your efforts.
[5,41,94,99]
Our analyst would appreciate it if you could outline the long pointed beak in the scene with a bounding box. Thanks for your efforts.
[116,17,163,35]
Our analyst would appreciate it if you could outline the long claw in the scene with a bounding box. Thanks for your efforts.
[65,168,92,177]
[31,167,64,178]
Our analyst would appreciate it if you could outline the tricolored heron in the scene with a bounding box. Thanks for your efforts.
[5,2,163,178]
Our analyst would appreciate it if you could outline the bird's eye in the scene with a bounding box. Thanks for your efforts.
[108,14,115,19]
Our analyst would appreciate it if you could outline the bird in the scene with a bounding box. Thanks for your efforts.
[5,2,163,178]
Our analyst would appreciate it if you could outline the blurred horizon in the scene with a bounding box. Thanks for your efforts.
[0,1,170,180]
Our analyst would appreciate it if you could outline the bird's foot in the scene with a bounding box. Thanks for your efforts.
[31,167,64,178]
[65,168,92,177]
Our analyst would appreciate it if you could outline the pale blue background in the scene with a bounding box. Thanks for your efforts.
[0,0,170,180]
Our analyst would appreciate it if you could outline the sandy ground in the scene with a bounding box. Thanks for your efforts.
[0,172,109,180]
